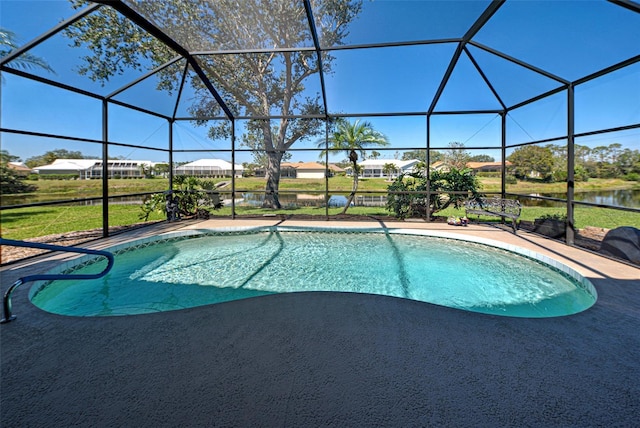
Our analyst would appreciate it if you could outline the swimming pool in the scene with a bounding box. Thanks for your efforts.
[30,227,596,318]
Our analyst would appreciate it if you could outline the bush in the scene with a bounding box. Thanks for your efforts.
[623,172,640,181]
[476,171,502,178]
[38,174,79,180]
[139,176,223,222]
[386,174,426,220]
[0,165,37,194]
[537,213,567,221]
[552,166,589,182]
[386,168,481,219]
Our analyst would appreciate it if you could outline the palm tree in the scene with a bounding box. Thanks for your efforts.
[382,162,399,181]
[0,28,54,79]
[318,119,389,213]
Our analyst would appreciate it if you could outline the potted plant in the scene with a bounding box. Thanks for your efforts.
[533,213,567,238]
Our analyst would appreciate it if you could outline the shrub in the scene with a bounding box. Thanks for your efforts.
[552,166,589,182]
[0,164,37,194]
[537,213,567,221]
[386,174,426,220]
[476,171,502,178]
[139,175,223,221]
[38,174,79,180]
[623,172,640,181]
[386,168,481,219]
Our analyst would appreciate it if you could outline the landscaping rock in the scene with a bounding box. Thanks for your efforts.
[533,218,566,239]
[599,226,640,265]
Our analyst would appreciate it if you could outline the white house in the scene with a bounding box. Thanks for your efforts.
[430,161,513,173]
[353,159,421,178]
[89,160,156,179]
[174,159,243,178]
[255,161,338,179]
[33,159,97,177]
[32,159,156,179]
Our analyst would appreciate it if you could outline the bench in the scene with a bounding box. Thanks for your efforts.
[464,197,522,234]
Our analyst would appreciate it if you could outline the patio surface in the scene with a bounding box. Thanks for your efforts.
[1,219,639,427]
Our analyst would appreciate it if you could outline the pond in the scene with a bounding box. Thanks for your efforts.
[0,195,145,207]
[3,188,638,209]
[528,189,640,208]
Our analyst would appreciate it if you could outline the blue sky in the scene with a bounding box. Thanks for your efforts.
[1,0,639,165]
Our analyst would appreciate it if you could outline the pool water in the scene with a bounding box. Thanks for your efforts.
[30,230,596,318]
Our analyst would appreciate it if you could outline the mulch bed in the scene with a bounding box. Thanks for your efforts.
[0,223,163,265]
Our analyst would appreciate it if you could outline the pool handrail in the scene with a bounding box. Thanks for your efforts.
[0,238,115,324]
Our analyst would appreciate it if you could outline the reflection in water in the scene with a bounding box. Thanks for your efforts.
[528,189,639,208]
[1,195,144,206]
[4,189,639,209]
[328,195,349,207]
[240,190,640,209]
[241,193,362,208]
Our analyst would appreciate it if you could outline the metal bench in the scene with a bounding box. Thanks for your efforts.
[464,197,522,234]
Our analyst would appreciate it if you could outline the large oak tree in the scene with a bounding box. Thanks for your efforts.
[507,145,554,181]
[65,0,362,208]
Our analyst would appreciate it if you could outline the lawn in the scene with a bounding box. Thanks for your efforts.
[1,176,637,240]
[219,176,639,194]
[1,205,166,240]
[2,199,637,241]
[19,178,170,199]
[207,204,639,230]
[19,176,638,198]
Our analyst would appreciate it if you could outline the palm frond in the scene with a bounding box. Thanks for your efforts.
[0,27,55,76]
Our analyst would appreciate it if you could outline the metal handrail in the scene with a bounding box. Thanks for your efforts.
[0,238,115,323]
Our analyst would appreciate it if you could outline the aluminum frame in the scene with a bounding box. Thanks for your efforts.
[1,0,638,246]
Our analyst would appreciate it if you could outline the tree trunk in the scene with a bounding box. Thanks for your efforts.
[262,150,283,208]
[341,160,359,214]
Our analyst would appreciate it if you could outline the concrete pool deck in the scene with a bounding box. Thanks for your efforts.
[1,219,639,426]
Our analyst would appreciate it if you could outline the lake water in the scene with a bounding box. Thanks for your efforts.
[532,189,640,208]
[239,190,640,209]
[0,195,144,207]
[2,189,638,209]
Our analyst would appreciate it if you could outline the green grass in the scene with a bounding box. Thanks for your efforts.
[227,176,639,194]
[1,205,165,240]
[435,205,640,230]
[485,177,639,194]
[9,176,637,201]
[17,178,170,200]
[2,201,636,241]
[1,176,637,240]
[209,203,638,230]
[227,176,396,193]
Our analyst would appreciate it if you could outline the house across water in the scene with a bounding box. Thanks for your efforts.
[174,159,244,178]
[32,159,158,179]
[255,162,344,179]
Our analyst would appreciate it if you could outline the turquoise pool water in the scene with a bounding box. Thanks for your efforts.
[30,229,596,318]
